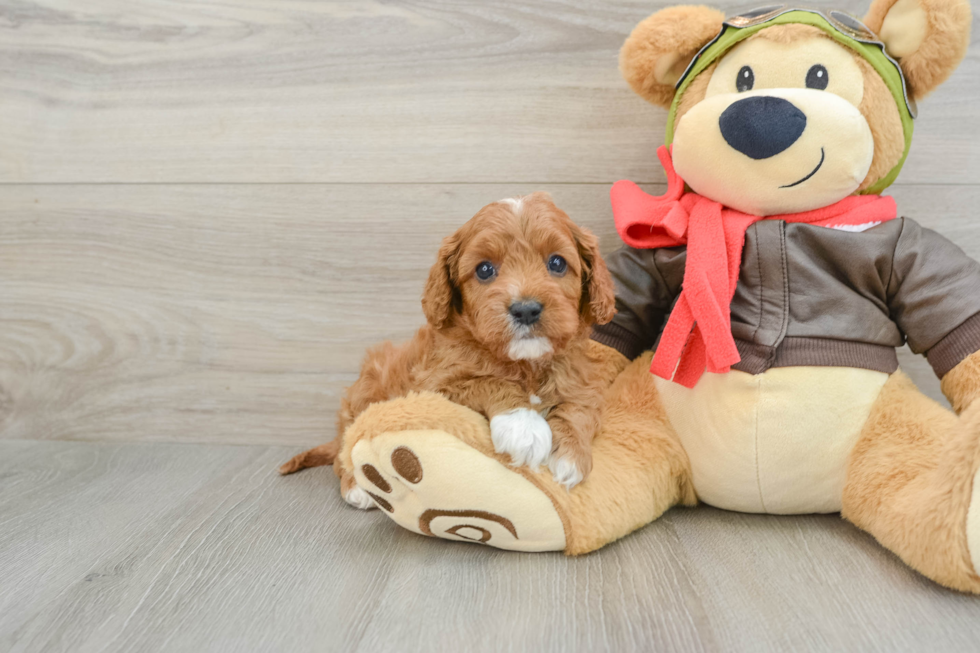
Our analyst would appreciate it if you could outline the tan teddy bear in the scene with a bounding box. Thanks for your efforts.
[296,1,980,593]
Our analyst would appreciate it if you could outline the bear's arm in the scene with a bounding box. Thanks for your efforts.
[590,245,685,360]
[886,218,980,381]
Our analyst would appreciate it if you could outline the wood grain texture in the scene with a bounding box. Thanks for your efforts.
[0,184,620,445]
[2,184,976,445]
[0,0,976,184]
[2,439,980,653]
[2,1,980,648]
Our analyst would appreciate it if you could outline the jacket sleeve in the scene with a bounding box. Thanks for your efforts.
[590,245,684,360]
[887,219,980,378]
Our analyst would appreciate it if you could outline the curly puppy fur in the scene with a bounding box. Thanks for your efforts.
[280,193,616,490]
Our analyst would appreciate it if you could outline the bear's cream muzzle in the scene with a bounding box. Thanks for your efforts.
[672,88,874,216]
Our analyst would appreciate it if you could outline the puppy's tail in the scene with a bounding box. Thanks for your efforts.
[278,438,341,475]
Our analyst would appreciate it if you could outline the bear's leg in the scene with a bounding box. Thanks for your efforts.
[340,351,695,554]
[841,369,980,593]
[561,351,696,553]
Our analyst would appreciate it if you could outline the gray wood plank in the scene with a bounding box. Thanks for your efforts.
[2,1,978,650]
[2,439,980,653]
[667,509,980,652]
[2,183,976,445]
[0,184,620,445]
[0,0,976,184]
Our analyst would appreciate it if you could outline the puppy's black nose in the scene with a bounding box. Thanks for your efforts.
[509,300,543,326]
[719,96,807,160]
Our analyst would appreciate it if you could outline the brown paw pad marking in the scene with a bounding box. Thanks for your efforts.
[419,509,517,544]
[391,447,423,484]
[445,525,492,543]
[366,491,393,513]
[361,464,391,493]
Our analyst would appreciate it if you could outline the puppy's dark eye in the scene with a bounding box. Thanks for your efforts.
[475,261,496,281]
[806,64,828,90]
[547,254,567,276]
[736,66,754,92]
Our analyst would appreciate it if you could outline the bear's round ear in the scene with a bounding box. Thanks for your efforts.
[620,5,726,108]
[864,0,972,100]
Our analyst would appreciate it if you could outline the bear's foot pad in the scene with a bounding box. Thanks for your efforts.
[351,429,566,552]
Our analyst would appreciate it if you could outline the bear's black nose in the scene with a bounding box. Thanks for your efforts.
[719,96,807,160]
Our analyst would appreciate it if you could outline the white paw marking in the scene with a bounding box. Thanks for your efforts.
[344,485,378,511]
[490,408,553,469]
[507,337,553,361]
[548,454,584,490]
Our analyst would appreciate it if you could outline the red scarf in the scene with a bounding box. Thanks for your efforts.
[611,146,897,388]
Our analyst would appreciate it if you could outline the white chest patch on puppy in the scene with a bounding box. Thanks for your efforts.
[490,408,553,469]
[508,337,554,361]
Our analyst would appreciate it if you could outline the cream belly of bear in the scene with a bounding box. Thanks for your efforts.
[654,366,890,514]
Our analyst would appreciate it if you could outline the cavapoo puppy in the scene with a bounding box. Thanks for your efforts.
[279,192,616,508]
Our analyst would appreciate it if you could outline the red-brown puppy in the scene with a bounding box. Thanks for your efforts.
[280,192,616,508]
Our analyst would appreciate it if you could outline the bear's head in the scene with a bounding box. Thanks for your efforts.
[620,1,971,216]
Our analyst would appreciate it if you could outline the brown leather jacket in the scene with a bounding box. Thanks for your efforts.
[592,218,980,379]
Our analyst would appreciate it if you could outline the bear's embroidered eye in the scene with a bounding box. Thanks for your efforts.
[475,261,497,281]
[736,66,754,92]
[806,64,829,90]
[547,254,567,276]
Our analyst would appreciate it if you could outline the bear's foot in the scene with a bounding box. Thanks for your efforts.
[338,392,568,552]
[351,428,567,551]
[335,355,696,556]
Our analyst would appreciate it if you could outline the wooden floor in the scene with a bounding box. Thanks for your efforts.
[1,1,979,651]
[6,441,980,653]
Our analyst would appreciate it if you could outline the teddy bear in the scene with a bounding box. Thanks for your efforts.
[324,0,980,593]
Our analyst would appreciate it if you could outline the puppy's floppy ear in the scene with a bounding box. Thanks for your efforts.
[620,5,726,109]
[571,224,616,325]
[422,233,462,329]
[864,0,971,100]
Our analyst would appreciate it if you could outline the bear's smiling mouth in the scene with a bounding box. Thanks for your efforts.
[779,147,825,189]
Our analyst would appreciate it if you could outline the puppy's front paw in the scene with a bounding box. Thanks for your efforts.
[344,485,378,511]
[548,440,593,490]
[341,473,378,511]
[490,408,553,469]
[548,456,584,490]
